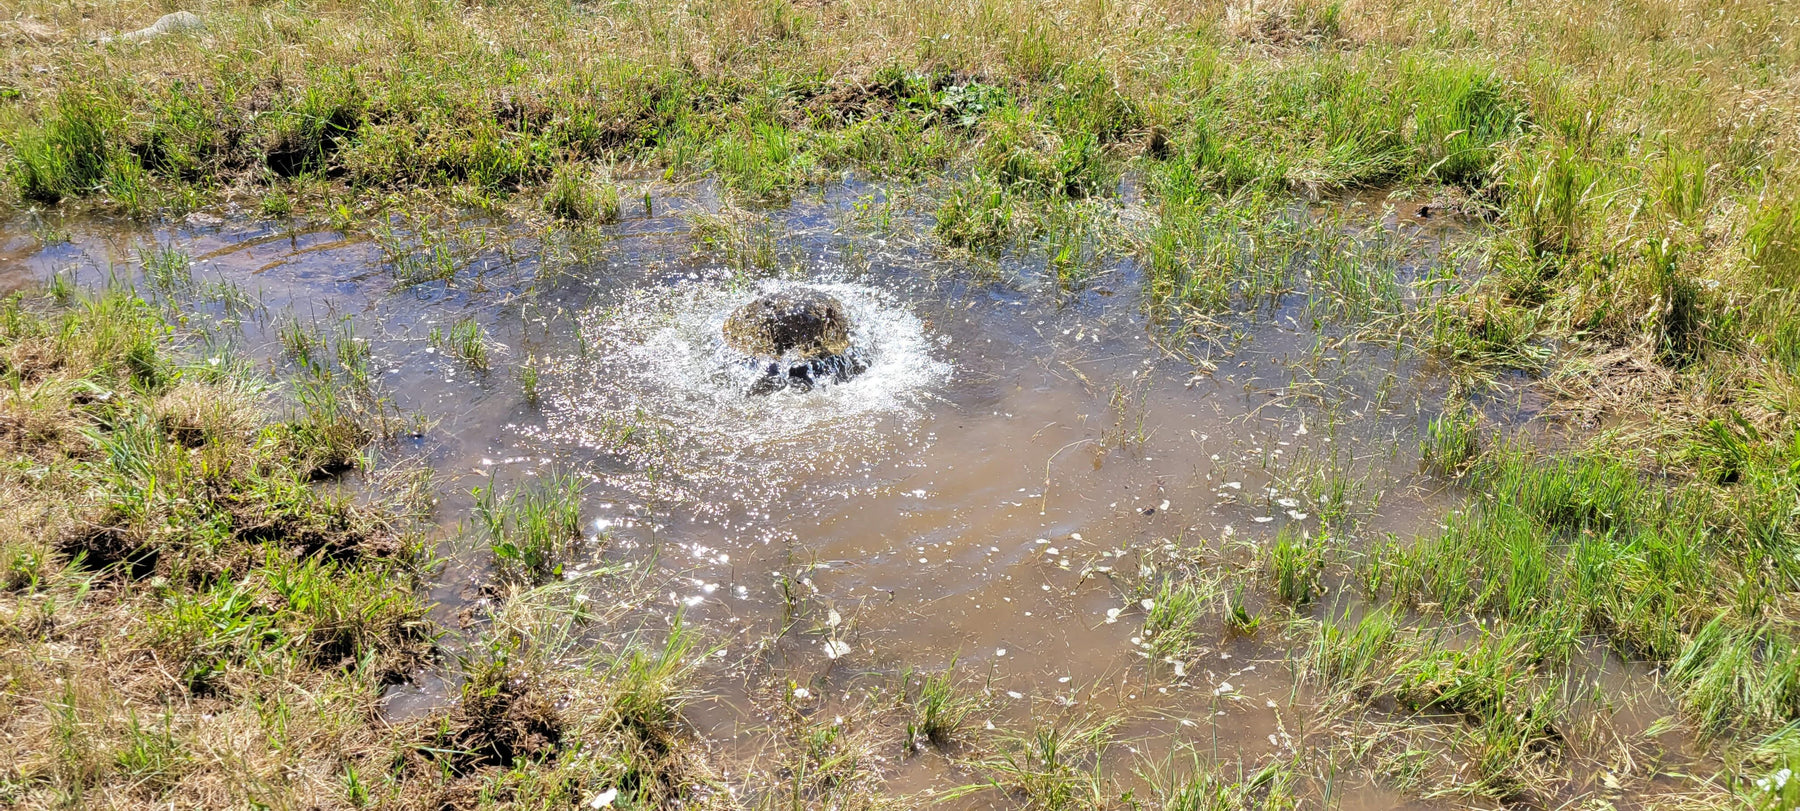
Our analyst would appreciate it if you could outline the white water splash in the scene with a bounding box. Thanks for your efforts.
[533,278,950,501]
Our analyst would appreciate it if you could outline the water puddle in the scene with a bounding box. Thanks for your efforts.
[0,180,1700,806]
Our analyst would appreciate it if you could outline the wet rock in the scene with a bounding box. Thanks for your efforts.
[744,352,869,396]
[723,288,867,394]
[103,11,204,44]
[724,288,852,359]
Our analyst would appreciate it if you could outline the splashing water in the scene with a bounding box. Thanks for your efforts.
[534,278,951,502]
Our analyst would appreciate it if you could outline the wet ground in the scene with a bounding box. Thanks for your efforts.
[0,183,1688,807]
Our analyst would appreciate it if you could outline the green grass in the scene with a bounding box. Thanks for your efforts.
[138,243,192,294]
[0,284,437,805]
[429,318,490,372]
[903,659,971,751]
[934,175,1020,251]
[977,716,1117,811]
[6,90,122,204]
[520,360,540,405]
[6,0,1800,806]
[475,473,585,587]
[1359,439,1800,739]
[1141,576,1221,663]
[1422,406,1480,475]
[544,165,622,222]
[1268,525,1325,607]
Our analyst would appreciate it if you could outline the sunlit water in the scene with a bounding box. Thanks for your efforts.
[0,184,1691,807]
[532,277,952,505]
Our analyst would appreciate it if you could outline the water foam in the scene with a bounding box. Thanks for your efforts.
[534,278,951,501]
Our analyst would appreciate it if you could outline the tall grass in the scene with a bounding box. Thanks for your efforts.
[7,91,121,203]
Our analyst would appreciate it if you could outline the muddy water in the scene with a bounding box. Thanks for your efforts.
[0,185,1557,805]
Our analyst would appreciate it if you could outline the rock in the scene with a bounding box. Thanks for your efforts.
[722,288,867,395]
[103,11,204,44]
[744,353,869,396]
[723,288,852,360]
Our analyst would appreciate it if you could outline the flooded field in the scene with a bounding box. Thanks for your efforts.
[8,0,1799,805]
[0,183,1724,808]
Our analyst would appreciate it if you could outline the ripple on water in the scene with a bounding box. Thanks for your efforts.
[533,278,952,503]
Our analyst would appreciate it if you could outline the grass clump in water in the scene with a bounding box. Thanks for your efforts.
[544,165,622,223]
[1268,525,1325,606]
[1141,575,1222,664]
[978,716,1118,811]
[476,473,585,588]
[430,318,490,372]
[1422,406,1480,475]
[903,658,972,752]
[934,176,1020,252]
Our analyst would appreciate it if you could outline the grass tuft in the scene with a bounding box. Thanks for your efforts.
[430,318,490,372]
[904,658,972,751]
[476,473,585,587]
[544,165,622,223]
[1269,526,1325,606]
